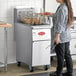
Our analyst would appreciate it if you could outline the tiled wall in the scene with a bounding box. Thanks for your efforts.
[45,0,58,12]
[71,0,76,16]
[0,0,43,63]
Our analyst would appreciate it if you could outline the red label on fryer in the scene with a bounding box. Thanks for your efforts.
[38,32,45,36]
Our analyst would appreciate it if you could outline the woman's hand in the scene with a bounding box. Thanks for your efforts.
[54,34,60,44]
[34,12,54,16]
[43,12,54,16]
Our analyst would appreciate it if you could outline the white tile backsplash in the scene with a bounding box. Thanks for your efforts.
[0,0,43,63]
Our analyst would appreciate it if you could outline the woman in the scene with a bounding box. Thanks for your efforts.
[51,0,74,76]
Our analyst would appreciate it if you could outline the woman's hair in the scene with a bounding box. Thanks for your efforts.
[63,0,74,26]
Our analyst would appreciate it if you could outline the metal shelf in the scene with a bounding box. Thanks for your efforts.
[0,28,8,71]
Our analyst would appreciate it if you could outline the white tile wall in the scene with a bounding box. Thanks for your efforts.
[71,0,76,16]
[0,0,43,64]
[45,0,58,12]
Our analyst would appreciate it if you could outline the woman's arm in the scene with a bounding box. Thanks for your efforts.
[34,12,54,16]
[43,12,54,16]
[54,6,68,44]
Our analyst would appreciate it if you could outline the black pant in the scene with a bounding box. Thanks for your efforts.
[55,42,73,76]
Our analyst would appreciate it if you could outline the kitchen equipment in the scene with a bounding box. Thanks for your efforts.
[0,23,12,71]
[14,6,51,25]
[70,21,76,55]
[14,7,52,72]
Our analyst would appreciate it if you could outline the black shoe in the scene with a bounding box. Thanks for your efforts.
[50,71,57,76]
[63,72,67,76]
[50,71,62,76]
[63,72,73,76]
[67,74,73,76]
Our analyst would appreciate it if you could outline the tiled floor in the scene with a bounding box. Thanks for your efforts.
[0,60,76,76]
